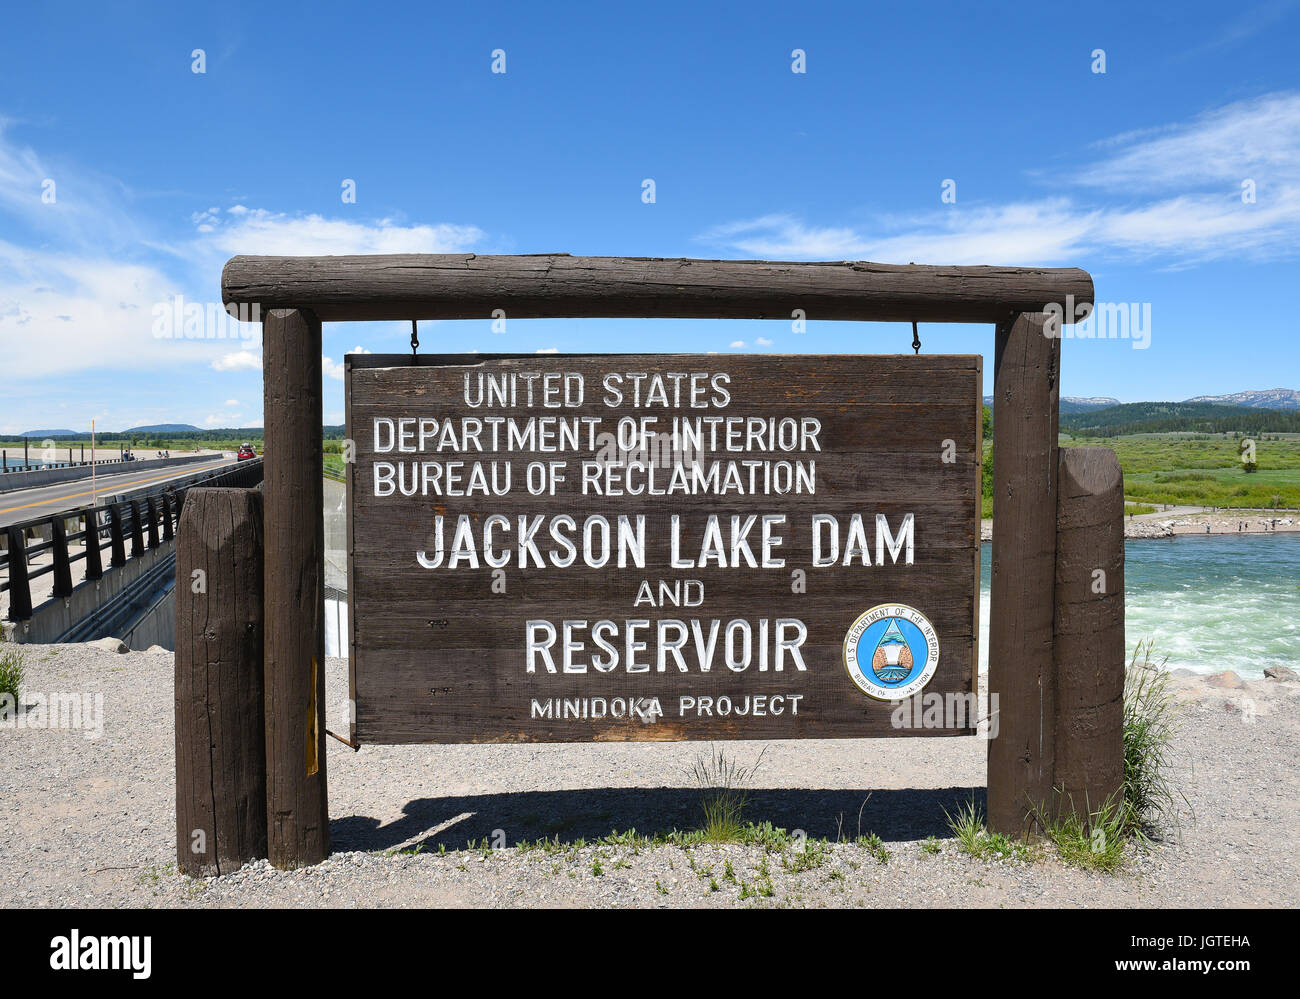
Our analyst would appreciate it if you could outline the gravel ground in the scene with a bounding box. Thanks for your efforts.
[1,643,1297,908]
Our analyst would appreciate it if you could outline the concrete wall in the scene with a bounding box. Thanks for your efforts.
[0,452,212,494]
[121,582,176,651]
[2,541,174,647]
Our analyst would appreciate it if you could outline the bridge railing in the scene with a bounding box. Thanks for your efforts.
[1,458,264,623]
[1,456,128,474]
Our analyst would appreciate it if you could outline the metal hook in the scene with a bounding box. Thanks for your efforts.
[911,321,921,355]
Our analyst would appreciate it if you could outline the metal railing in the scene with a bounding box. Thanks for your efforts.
[1,455,128,474]
[1,458,264,622]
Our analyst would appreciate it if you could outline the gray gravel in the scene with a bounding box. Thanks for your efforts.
[1,643,1296,908]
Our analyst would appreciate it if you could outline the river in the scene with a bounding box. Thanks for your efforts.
[979,534,1300,678]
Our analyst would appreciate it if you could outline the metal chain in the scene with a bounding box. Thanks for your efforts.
[911,320,921,354]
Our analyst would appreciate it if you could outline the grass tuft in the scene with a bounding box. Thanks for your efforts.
[1036,795,1128,872]
[942,797,1035,863]
[0,636,25,707]
[1122,640,1188,841]
[686,745,767,843]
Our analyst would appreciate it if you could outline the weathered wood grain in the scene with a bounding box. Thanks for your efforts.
[987,312,1061,834]
[223,255,1094,324]
[1053,447,1125,818]
[262,308,329,868]
[348,354,981,744]
[174,488,266,876]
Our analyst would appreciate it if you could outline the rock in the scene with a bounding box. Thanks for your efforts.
[145,645,169,654]
[1264,665,1298,682]
[88,637,128,654]
[1203,670,1245,690]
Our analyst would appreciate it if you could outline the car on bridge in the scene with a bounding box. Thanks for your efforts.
[236,443,257,461]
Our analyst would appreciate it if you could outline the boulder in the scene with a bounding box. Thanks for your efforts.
[1203,670,1245,690]
[145,645,169,654]
[1264,665,1298,683]
[88,637,128,654]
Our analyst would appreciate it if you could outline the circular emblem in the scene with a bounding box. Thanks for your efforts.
[842,603,940,701]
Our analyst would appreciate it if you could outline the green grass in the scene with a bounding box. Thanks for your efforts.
[942,797,1036,862]
[985,435,1300,517]
[1121,641,1188,841]
[0,638,24,706]
[1082,435,1300,510]
[1035,795,1128,872]
[687,745,767,843]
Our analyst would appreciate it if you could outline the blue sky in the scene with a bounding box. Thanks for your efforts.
[2,1,1299,433]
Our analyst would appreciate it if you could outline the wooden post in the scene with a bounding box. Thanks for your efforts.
[108,503,127,567]
[5,526,32,620]
[987,311,1061,833]
[1053,447,1125,816]
[161,494,175,541]
[84,511,103,581]
[262,307,329,868]
[174,488,267,876]
[51,517,73,598]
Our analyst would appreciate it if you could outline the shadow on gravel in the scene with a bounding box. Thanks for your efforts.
[331,786,984,853]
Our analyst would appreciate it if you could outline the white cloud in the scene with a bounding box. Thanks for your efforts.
[197,206,484,256]
[729,340,745,348]
[322,354,345,380]
[1077,92,1300,190]
[700,93,1300,267]
[225,398,239,406]
[755,336,773,346]
[0,124,485,392]
[536,347,559,354]
[0,243,183,378]
[212,350,262,372]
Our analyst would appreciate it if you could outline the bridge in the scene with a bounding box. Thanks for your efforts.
[1,457,265,649]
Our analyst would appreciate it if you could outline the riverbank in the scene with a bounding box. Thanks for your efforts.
[981,510,1300,541]
[2,643,1297,908]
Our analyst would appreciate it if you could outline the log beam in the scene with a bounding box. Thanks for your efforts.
[224,254,1094,325]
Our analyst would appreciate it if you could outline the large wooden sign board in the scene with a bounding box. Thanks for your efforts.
[346,352,981,744]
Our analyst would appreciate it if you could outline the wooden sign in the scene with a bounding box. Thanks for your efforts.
[346,353,981,744]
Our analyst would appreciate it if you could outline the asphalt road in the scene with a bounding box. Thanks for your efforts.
[0,456,234,528]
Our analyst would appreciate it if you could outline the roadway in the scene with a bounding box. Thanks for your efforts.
[0,456,235,528]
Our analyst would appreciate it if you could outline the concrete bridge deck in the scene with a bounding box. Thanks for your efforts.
[0,456,234,529]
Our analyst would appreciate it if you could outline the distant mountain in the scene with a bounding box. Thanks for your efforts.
[1183,388,1300,410]
[19,428,79,438]
[123,423,201,433]
[984,396,1120,415]
[1061,401,1300,437]
[1060,396,1121,414]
